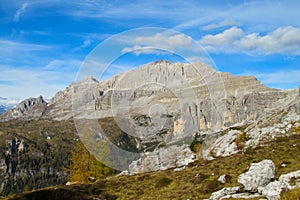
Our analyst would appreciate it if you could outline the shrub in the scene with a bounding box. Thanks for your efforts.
[155,176,173,188]
[199,179,220,193]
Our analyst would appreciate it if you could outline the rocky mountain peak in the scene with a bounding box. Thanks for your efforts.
[0,95,47,121]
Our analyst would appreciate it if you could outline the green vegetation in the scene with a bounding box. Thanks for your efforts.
[0,120,77,196]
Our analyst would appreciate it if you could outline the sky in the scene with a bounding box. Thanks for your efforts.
[0,0,300,105]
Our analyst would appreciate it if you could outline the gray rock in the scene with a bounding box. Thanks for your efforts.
[260,181,288,200]
[238,160,275,193]
[204,130,240,159]
[279,169,300,188]
[128,145,195,175]
[218,174,231,184]
[259,170,300,200]
[209,186,240,200]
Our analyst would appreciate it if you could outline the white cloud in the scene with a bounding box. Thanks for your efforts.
[202,20,240,30]
[200,26,300,55]
[14,1,29,22]
[135,33,192,48]
[0,99,20,106]
[201,26,243,46]
[121,33,192,55]
[73,38,93,51]
[121,45,169,56]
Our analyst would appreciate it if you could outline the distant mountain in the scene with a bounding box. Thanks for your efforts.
[0,105,13,115]
[0,96,47,121]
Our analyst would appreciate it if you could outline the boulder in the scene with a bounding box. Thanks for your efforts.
[218,174,231,184]
[260,181,288,200]
[279,169,300,189]
[204,130,240,159]
[238,160,275,192]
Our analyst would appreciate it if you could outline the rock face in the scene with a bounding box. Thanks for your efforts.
[238,160,276,192]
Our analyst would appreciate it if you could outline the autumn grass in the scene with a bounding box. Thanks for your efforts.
[281,187,300,200]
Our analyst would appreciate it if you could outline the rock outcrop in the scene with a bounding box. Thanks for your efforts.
[238,160,276,193]
[128,145,195,175]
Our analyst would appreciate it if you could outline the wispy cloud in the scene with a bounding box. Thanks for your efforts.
[202,20,240,31]
[241,70,300,89]
[122,45,166,56]
[0,65,76,101]
[14,1,29,22]
[0,39,49,52]
[0,39,51,65]
[45,59,82,70]
[200,26,300,55]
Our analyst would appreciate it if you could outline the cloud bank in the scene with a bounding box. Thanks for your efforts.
[200,26,300,55]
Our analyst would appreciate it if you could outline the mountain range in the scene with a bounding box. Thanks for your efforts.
[0,60,299,199]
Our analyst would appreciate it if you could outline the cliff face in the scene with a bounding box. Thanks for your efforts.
[0,61,299,174]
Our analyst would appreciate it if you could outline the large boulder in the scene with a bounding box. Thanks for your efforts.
[238,159,275,192]
[260,181,288,200]
[260,170,300,200]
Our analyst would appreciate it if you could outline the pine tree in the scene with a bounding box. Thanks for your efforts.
[67,141,112,183]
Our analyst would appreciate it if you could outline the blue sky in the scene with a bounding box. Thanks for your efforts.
[0,0,300,105]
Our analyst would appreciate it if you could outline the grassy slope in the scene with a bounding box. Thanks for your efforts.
[4,125,300,200]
